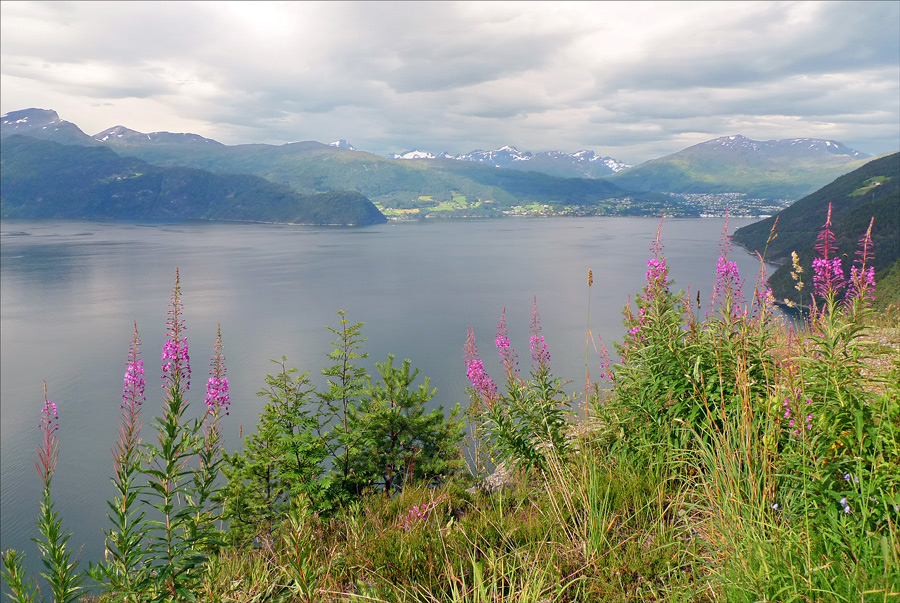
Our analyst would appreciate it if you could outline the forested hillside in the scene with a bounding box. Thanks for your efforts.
[0,136,386,225]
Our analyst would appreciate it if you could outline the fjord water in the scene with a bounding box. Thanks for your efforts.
[0,216,766,575]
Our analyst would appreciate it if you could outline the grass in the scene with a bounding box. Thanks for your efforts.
[81,303,897,602]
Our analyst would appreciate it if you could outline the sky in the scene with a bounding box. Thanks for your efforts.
[1,1,898,164]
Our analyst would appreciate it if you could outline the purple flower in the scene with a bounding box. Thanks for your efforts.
[812,256,845,299]
[845,217,876,305]
[645,257,668,286]
[205,324,230,414]
[529,298,551,369]
[465,327,497,407]
[812,204,847,300]
[37,383,59,486]
[123,322,145,409]
[161,268,190,391]
[495,308,519,381]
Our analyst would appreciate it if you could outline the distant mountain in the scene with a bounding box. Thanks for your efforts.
[5,108,888,217]
[732,152,899,307]
[6,112,665,216]
[0,135,386,225]
[1,108,97,145]
[609,134,873,200]
[94,125,223,146]
[329,139,357,151]
[387,150,437,160]
[387,144,632,178]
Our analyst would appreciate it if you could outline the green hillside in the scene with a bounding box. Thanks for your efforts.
[732,152,900,308]
[0,136,386,225]
[90,138,683,217]
[609,136,875,200]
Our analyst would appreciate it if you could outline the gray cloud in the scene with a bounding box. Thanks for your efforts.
[1,1,897,164]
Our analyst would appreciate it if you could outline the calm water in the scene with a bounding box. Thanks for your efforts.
[0,216,765,578]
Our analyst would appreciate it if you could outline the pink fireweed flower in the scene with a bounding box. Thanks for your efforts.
[529,298,550,369]
[123,322,145,409]
[812,256,845,299]
[845,217,876,305]
[465,327,497,407]
[161,268,190,391]
[205,324,230,414]
[36,382,59,486]
[495,308,519,382]
[812,203,846,300]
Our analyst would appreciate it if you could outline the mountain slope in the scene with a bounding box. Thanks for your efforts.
[731,152,899,306]
[74,128,672,215]
[1,108,98,146]
[0,135,386,225]
[609,135,873,200]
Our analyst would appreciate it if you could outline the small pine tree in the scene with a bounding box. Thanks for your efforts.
[220,358,328,544]
[345,355,464,494]
[319,310,369,505]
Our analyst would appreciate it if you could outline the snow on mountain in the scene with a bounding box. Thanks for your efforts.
[2,108,61,131]
[386,144,632,176]
[0,108,96,145]
[93,125,222,146]
[386,150,436,159]
[329,139,357,150]
[701,135,866,158]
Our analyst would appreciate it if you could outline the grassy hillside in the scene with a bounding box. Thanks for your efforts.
[732,152,900,307]
[609,139,876,200]
[91,138,683,216]
[0,136,386,225]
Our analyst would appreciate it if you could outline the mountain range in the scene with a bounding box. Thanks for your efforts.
[1,107,890,223]
[386,145,632,179]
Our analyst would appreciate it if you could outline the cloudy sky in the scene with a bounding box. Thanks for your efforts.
[2,1,898,163]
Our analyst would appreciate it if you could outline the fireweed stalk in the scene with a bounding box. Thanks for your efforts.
[466,302,573,472]
[142,268,213,598]
[192,323,229,539]
[90,323,148,598]
[33,383,84,603]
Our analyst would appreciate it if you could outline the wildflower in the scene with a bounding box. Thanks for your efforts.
[122,322,145,409]
[465,326,497,406]
[37,384,59,486]
[770,503,779,511]
[495,308,519,382]
[529,298,550,369]
[840,498,852,514]
[845,217,876,305]
[812,256,845,299]
[790,251,804,293]
[161,267,190,392]
[205,324,230,414]
[812,204,846,300]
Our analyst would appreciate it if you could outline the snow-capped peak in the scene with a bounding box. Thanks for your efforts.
[387,150,436,159]
[385,144,632,175]
[329,139,357,151]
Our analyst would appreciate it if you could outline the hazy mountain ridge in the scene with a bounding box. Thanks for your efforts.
[0,135,387,225]
[2,108,888,217]
[2,109,669,216]
[387,145,632,178]
[610,134,873,200]
[94,125,223,146]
